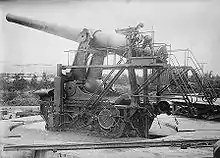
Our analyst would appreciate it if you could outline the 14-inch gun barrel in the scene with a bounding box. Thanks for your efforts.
[6,14,83,42]
[6,14,127,49]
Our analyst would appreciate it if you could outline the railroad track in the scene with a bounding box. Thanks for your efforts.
[4,138,218,151]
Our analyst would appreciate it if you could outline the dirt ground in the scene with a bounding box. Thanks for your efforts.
[0,114,219,158]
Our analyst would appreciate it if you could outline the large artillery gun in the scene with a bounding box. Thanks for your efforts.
[6,13,218,138]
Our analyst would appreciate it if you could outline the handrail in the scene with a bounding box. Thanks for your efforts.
[168,48,218,104]
[170,54,197,95]
[169,54,198,103]
[169,57,191,98]
[191,55,217,99]
[168,60,196,115]
[187,50,217,102]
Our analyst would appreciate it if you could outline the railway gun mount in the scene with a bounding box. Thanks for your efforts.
[6,14,220,139]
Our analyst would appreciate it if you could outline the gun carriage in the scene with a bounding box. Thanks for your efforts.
[6,14,219,138]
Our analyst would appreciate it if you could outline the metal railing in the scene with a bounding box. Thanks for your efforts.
[169,54,198,103]
[187,49,217,103]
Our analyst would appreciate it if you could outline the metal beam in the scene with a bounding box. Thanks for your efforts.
[62,64,165,69]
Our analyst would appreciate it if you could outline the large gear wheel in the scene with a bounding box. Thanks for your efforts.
[98,109,115,129]
[98,108,125,138]
[97,108,120,128]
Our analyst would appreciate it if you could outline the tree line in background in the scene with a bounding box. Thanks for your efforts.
[203,71,220,97]
[0,72,54,104]
[204,71,220,90]
[111,71,220,97]
[1,72,54,91]
[0,71,220,106]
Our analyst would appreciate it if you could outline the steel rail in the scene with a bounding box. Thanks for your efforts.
[4,138,218,151]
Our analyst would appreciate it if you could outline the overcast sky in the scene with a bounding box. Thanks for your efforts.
[1,0,220,74]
